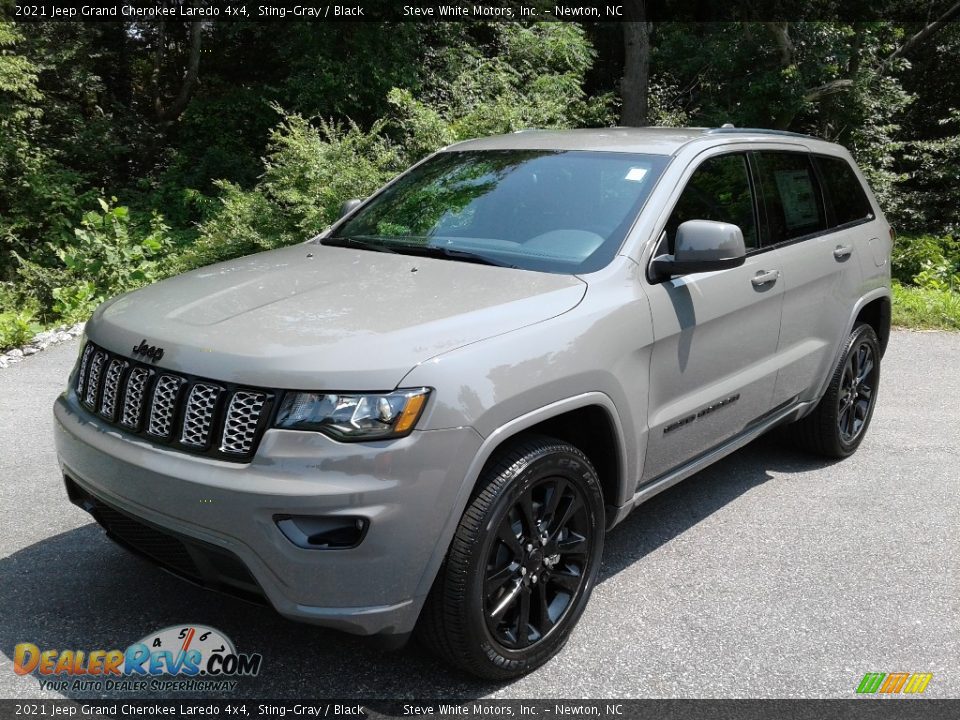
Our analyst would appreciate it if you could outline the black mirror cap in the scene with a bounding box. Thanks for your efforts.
[338,198,363,219]
[650,253,746,281]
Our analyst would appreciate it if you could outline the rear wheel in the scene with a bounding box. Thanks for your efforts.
[418,436,605,679]
[789,323,881,458]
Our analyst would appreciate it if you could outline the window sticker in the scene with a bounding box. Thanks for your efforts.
[774,169,818,229]
[625,167,648,183]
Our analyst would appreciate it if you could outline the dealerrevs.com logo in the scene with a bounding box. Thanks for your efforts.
[14,625,262,693]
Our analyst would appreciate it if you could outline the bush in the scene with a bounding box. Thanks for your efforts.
[176,113,404,271]
[179,25,611,274]
[389,24,612,156]
[16,199,174,323]
[0,311,40,351]
[892,234,960,291]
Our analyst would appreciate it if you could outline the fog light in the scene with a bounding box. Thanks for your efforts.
[275,515,368,549]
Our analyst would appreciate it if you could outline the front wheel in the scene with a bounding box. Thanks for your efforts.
[417,436,605,679]
[790,322,881,458]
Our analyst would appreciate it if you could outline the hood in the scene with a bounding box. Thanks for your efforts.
[88,243,587,389]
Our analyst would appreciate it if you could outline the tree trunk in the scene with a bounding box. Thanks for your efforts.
[156,22,203,124]
[621,2,651,127]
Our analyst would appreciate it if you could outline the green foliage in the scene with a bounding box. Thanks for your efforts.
[892,282,960,330]
[16,199,174,323]
[892,234,960,291]
[897,112,960,234]
[179,112,404,270]
[0,22,94,280]
[181,24,606,271]
[0,309,41,351]
[0,282,41,349]
[390,24,611,155]
[1,17,959,335]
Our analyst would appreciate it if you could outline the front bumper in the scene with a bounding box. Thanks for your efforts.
[53,392,482,636]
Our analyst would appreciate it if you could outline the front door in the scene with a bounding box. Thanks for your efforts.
[642,152,784,482]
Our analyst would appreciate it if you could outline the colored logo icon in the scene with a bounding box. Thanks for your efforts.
[856,672,933,694]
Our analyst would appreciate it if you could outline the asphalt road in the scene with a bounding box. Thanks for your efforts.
[1,331,957,700]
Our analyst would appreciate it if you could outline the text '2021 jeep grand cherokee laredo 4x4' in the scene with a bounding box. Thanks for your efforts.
[54,127,891,679]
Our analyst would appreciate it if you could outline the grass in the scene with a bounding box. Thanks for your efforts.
[893,282,960,330]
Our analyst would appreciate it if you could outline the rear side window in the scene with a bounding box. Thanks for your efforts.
[753,152,827,244]
[665,153,758,252]
[814,155,874,226]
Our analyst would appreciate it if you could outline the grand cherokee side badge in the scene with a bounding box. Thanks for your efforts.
[132,339,165,363]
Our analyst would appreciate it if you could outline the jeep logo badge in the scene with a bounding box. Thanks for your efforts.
[132,339,164,363]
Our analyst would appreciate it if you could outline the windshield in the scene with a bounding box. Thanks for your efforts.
[325,149,669,274]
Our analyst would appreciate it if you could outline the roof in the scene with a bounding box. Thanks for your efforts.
[444,126,829,156]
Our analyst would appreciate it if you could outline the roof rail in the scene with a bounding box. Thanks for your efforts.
[706,127,816,139]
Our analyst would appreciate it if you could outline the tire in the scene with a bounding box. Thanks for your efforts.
[417,435,605,679]
[789,323,881,458]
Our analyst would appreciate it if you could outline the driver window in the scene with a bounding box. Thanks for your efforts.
[664,153,758,254]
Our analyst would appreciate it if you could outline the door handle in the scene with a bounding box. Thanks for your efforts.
[833,245,853,260]
[751,269,780,287]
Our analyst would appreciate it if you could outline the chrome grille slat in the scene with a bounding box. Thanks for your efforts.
[180,383,221,447]
[121,367,151,428]
[71,341,270,461]
[76,343,94,397]
[221,391,267,455]
[83,351,106,408]
[99,359,127,420]
[147,375,183,438]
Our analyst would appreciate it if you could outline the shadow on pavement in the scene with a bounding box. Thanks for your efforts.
[0,435,834,700]
[599,434,838,581]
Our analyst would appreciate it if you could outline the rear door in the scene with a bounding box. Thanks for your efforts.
[642,151,785,482]
[751,151,867,405]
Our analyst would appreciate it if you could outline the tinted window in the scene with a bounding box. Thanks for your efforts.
[665,153,758,252]
[329,150,669,274]
[815,155,873,226]
[753,152,827,244]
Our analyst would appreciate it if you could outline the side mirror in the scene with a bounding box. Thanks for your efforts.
[338,199,363,219]
[651,220,746,280]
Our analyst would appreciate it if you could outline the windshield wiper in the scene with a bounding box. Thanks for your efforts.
[322,236,399,254]
[387,244,518,269]
[325,236,516,268]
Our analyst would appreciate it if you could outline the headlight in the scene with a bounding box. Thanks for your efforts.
[274,388,431,441]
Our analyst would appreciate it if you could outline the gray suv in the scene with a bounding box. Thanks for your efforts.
[54,127,891,679]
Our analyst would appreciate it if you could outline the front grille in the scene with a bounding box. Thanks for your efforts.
[221,390,268,455]
[99,358,127,420]
[72,341,275,462]
[84,350,106,408]
[147,374,184,437]
[180,383,221,447]
[121,367,151,428]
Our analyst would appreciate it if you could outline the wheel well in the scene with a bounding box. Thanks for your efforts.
[855,296,891,356]
[484,405,622,512]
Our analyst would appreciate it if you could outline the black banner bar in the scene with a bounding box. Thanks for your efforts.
[8,0,957,23]
[0,699,958,720]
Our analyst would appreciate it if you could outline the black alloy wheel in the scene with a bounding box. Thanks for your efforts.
[837,339,877,444]
[483,475,593,649]
[790,322,882,458]
[417,436,605,679]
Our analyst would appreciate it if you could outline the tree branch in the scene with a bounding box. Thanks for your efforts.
[885,0,960,67]
[803,78,855,102]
